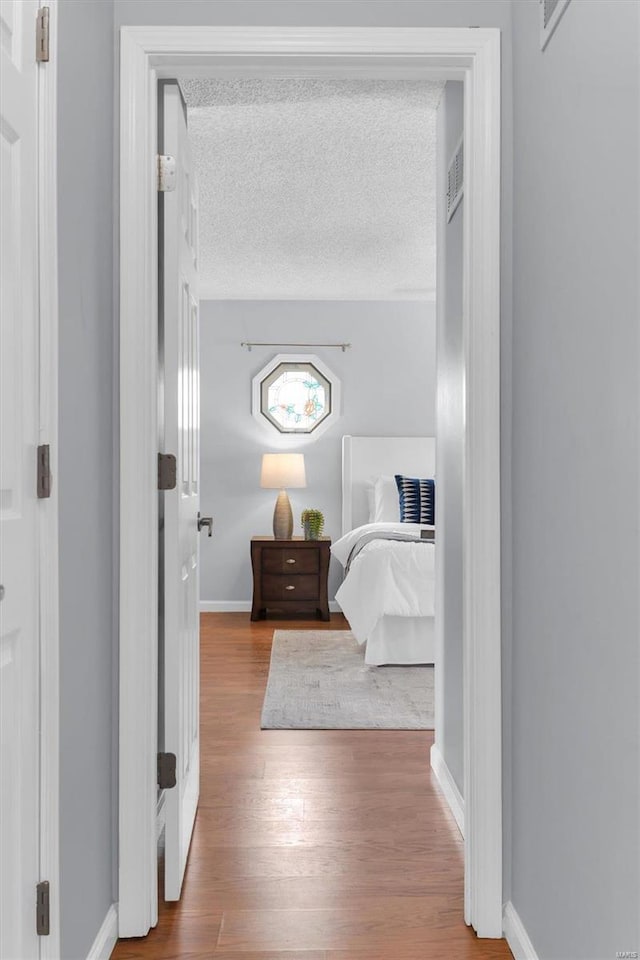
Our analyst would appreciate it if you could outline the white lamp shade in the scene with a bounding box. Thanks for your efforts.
[260,453,306,489]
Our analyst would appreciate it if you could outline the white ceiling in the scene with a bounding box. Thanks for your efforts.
[179,78,443,301]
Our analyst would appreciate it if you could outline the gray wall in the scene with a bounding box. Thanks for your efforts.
[57,1,116,958]
[199,300,436,603]
[114,0,512,30]
[509,1,640,958]
[435,81,464,793]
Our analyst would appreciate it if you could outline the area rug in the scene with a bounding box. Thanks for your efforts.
[261,630,434,730]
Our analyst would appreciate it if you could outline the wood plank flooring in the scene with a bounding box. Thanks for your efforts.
[112,612,513,960]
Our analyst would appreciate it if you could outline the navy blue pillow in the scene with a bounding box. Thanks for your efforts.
[394,474,435,525]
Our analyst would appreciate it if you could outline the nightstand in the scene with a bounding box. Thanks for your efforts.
[250,536,331,622]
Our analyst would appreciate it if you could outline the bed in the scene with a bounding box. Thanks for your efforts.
[332,436,436,666]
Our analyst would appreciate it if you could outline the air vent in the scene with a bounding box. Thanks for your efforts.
[540,0,571,49]
[446,136,463,223]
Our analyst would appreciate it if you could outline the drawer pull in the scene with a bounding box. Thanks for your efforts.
[285,584,296,591]
[286,558,296,564]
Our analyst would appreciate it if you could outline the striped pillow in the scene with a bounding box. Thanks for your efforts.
[394,475,435,525]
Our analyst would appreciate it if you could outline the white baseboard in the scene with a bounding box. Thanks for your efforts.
[503,902,539,960]
[430,743,464,836]
[200,600,342,613]
[200,600,252,612]
[86,904,118,960]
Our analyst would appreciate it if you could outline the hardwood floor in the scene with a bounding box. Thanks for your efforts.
[112,613,513,960]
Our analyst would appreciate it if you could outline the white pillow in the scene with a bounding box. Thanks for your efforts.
[366,482,376,522]
[371,475,401,522]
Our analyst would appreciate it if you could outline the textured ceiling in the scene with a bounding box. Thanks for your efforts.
[179,78,443,300]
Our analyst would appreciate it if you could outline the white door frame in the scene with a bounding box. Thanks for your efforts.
[118,25,502,939]
[38,2,60,955]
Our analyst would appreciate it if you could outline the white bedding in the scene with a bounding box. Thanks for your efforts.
[332,521,434,566]
[332,522,435,647]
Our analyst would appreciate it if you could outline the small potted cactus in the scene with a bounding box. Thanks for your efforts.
[301,508,325,541]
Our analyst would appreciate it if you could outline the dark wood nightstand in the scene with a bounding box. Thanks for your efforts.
[250,537,331,622]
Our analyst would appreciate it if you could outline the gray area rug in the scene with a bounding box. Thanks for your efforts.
[261,630,434,730]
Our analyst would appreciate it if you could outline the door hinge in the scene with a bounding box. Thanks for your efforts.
[36,7,50,62]
[36,881,50,936]
[157,752,177,789]
[157,155,177,192]
[37,444,52,499]
[158,453,177,491]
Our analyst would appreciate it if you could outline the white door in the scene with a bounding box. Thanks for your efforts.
[0,1,42,957]
[159,81,201,901]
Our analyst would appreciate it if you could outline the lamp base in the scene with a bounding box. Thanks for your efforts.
[273,489,293,540]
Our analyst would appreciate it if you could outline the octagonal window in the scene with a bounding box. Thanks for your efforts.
[252,355,341,440]
[261,361,331,434]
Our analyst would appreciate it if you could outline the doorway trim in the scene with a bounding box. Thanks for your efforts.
[119,25,502,940]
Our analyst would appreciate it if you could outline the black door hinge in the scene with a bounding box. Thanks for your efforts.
[37,444,52,499]
[158,453,177,491]
[36,881,50,936]
[158,752,177,789]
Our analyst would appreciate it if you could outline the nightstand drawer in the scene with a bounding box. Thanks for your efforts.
[261,574,320,601]
[262,548,320,575]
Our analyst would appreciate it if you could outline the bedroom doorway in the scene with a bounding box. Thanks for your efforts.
[118,25,502,944]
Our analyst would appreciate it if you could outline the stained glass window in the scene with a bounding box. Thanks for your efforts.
[260,362,332,434]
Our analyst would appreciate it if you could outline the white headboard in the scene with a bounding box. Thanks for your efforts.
[341,435,436,535]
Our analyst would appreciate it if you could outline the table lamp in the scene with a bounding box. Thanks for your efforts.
[260,453,306,540]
